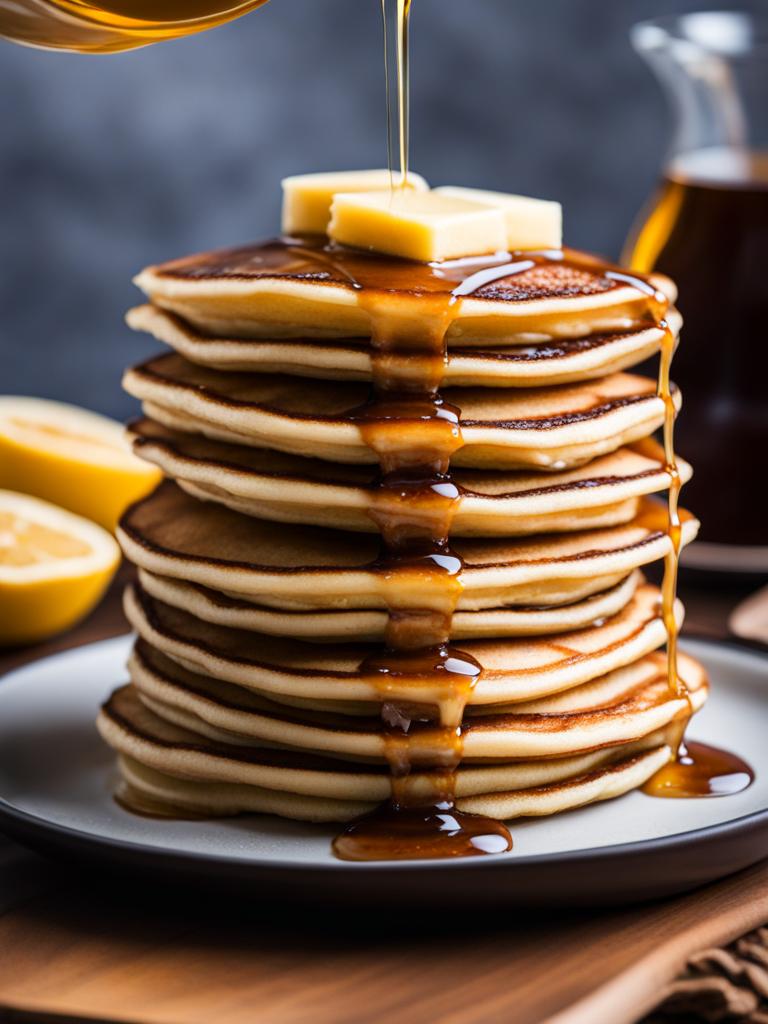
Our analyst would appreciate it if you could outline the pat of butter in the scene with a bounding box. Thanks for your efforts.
[282,170,429,235]
[434,186,562,250]
[328,190,507,262]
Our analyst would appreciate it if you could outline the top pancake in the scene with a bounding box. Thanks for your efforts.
[126,303,681,388]
[134,237,677,344]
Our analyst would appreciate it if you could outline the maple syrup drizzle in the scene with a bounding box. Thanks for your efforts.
[380,0,394,189]
[333,265,513,858]
[325,9,520,853]
[658,316,685,700]
[394,0,411,188]
[615,276,754,799]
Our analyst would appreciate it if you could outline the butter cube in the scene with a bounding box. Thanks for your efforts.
[282,170,429,235]
[328,190,507,262]
[434,186,562,250]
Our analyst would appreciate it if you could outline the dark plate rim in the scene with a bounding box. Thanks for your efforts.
[0,792,767,878]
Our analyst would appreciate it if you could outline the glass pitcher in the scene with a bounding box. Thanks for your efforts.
[623,11,768,576]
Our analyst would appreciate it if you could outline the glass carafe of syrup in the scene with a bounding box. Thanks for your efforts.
[0,0,269,53]
[623,12,768,576]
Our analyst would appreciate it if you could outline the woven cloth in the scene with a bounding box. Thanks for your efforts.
[644,927,768,1023]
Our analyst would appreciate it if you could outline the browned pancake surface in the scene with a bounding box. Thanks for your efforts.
[120,482,688,574]
[152,239,624,303]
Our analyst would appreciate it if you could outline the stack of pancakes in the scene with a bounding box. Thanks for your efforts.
[98,233,705,832]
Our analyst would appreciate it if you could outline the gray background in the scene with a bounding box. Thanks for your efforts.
[0,0,760,418]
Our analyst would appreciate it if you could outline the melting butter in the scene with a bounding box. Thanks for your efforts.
[328,189,507,261]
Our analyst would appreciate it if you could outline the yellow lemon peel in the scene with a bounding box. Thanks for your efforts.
[0,489,120,646]
[0,396,160,532]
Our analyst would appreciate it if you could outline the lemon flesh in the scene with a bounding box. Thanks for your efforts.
[0,396,161,532]
[0,489,120,646]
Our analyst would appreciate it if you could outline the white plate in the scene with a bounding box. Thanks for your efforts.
[0,635,766,906]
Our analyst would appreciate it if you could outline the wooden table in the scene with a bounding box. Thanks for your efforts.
[0,570,765,1024]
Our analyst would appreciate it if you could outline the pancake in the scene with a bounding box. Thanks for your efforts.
[113,745,674,821]
[130,420,692,537]
[117,752,375,822]
[133,237,677,345]
[127,640,707,762]
[136,569,643,641]
[118,483,699,611]
[126,303,681,387]
[123,354,680,470]
[99,688,678,821]
[122,581,684,706]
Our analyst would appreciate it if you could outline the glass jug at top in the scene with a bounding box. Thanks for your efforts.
[623,11,768,575]
[0,0,269,53]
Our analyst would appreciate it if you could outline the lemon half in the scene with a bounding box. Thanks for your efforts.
[0,489,120,646]
[0,396,161,532]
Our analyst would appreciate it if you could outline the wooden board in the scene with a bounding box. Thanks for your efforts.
[0,861,766,1024]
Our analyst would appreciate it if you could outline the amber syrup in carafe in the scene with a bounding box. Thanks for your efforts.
[624,149,768,556]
